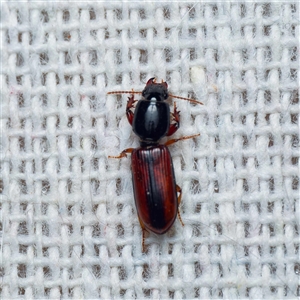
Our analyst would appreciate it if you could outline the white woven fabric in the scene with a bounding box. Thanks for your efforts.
[1,1,299,299]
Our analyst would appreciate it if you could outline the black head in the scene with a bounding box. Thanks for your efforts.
[141,78,169,101]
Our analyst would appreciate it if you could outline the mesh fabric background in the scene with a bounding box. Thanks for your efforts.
[1,1,299,299]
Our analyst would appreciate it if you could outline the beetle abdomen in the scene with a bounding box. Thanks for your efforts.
[131,145,178,234]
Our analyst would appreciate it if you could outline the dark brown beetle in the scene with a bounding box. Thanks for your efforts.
[108,78,202,250]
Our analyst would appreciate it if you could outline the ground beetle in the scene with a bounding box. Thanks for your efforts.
[108,78,203,250]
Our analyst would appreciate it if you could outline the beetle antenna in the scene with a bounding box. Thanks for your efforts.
[107,91,142,95]
[169,94,204,105]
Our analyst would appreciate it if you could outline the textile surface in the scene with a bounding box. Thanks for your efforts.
[1,1,299,299]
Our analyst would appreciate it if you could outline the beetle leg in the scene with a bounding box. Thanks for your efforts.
[166,102,180,136]
[108,148,134,159]
[126,95,137,125]
[137,216,148,252]
[176,185,184,227]
[164,133,200,146]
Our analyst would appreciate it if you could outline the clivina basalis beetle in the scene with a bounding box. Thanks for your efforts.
[108,78,203,250]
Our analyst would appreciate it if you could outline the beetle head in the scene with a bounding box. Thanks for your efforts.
[142,78,169,101]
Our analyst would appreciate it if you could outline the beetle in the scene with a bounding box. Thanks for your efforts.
[108,78,203,250]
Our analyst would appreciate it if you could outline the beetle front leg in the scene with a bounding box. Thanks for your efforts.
[108,148,134,159]
[166,102,180,136]
[126,95,137,126]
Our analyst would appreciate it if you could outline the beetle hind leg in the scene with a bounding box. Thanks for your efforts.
[137,216,148,252]
[176,185,184,227]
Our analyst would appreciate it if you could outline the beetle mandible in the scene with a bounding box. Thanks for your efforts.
[108,78,203,250]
